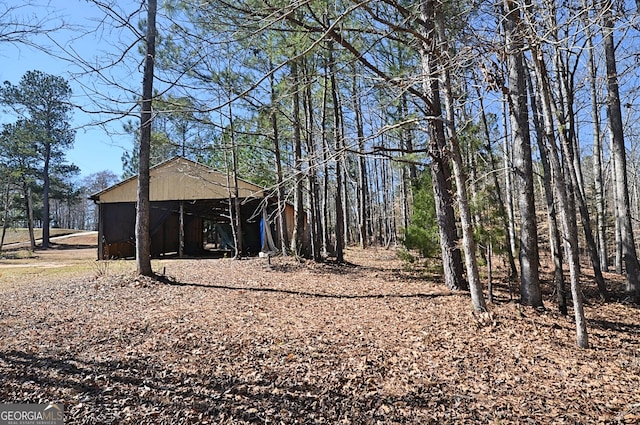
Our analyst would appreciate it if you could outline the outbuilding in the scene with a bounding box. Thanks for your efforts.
[90,156,292,259]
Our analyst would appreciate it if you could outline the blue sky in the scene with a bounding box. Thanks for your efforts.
[1,0,145,179]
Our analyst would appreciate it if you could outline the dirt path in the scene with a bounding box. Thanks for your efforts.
[0,232,99,279]
[1,231,98,251]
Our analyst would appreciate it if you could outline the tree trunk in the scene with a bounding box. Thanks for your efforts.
[387,158,397,247]
[232,148,243,258]
[399,92,412,235]
[400,167,409,233]
[487,241,493,303]
[527,66,567,315]
[502,0,542,307]
[418,0,465,292]
[381,150,390,247]
[352,68,369,249]
[474,80,518,280]
[374,157,383,246]
[303,58,323,262]
[341,151,349,246]
[24,182,36,251]
[583,0,608,272]
[41,139,51,249]
[290,58,305,256]
[321,67,330,256]
[433,1,486,311]
[135,0,156,276]
[531,43,588,348]
[329,43,344,263]
[0,179,11,251]
[544,12,608,299]
[334,146,344,262]
[502,99,517,275]
[601,0,640,300]
[552,93,609,299]
[270,70,288,255]
[226,90,243,258]
[612,146,623,274]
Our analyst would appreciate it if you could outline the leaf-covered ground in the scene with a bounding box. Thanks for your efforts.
[0,247,639,424]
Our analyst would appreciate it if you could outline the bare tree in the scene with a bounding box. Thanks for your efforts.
[527,68,567,315]
[502,0,543,307]
[290,57,305,257]
[303,56,323,261]
[0,2,63,47]
[430,0,486,311]
[530,40,589,348]
[135,0,157,276]
[268,66,289,256]
[582,0,608,273]
[351,65,369,250]
[601,0,640,300]
[328,41,345,263]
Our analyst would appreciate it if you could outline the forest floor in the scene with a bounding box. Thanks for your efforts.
[0,237,639,424]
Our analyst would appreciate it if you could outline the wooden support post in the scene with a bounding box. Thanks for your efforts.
[98,203,104,260]
[179,201,184,258]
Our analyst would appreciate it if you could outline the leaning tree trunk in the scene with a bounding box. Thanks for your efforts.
[432,1,486,311]
[552,91,609,299]
[423,88,465,290]
[503,0,542,307]
[546,17,609,299]
[531,43,588,348]
[135,0,156,276]
[527,67,567,315]
[418,1,465,292]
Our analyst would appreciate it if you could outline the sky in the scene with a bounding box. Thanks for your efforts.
[1,0,144,180]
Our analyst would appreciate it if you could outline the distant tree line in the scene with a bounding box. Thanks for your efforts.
[0,68,119,250]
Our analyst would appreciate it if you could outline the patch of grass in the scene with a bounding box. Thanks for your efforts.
[1,249,36,260]
[1,262,100,287]
[91,259,146,278]
[0,258,167,288]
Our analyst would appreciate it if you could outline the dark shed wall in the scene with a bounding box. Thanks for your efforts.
[98,199,266,259]
[99,201,182,259]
